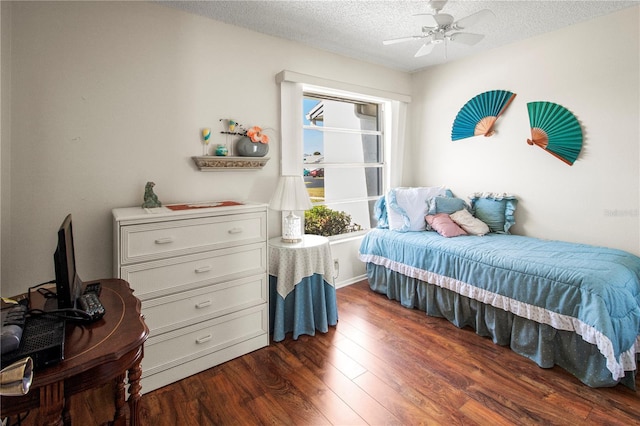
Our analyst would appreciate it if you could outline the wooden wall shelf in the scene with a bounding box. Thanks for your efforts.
[192,156,269,171]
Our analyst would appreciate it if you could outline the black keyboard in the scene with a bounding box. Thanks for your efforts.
[1,304,27,354]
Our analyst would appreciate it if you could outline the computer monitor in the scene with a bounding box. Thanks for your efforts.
[53,214,83,309]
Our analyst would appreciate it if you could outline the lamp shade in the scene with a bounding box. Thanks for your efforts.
[269,175,313,212]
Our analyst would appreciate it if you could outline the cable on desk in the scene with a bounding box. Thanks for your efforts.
[27,308,93,323]
[25,280,56,309]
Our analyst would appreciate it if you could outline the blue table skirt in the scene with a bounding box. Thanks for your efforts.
[269,273,338,342]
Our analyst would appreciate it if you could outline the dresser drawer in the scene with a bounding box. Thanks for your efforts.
[121,243,266,299]
[142,275,267,336]
[119,212,266,265]
[142,304,268,378]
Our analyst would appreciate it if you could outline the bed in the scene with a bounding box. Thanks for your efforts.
[358,188,640,388]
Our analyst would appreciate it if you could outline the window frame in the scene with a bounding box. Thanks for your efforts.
[277,70,410,240]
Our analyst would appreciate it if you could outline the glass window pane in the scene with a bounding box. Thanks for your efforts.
[368,198,381,230]
[302,93,385,237]
[303,166,383,204]
[303,129,324,164]
[303,168,325,203]
[304,98,324,127]
[305,98,379,132]
[303,130,381,165]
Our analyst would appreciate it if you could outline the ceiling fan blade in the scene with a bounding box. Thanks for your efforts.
[453,9,494,30]
[413,13,438,28]
[449,32,485,46]
[433,13,454,27]
[383,36,421,45]
[414,41,436,57]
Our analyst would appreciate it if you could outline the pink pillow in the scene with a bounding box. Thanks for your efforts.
[425,213,467,238]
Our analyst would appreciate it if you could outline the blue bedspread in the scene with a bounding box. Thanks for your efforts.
[359,229,640,380]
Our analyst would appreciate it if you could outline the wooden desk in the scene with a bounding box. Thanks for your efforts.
[1,279,149,426]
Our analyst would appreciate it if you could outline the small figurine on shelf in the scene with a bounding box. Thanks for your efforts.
[201,128,211,155]
[142,182,162,208]
[215,144,229,156]
[228,120,237,132]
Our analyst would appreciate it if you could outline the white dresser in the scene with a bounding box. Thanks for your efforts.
[112,202,269,393]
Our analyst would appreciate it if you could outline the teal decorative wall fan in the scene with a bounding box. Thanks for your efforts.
[451,90,516,141]
[526,101,582,166]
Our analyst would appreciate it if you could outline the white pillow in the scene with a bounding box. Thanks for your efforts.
[386,186,447,232]
[449,209,490,236]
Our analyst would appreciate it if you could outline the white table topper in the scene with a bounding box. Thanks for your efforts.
[269,234,336,298]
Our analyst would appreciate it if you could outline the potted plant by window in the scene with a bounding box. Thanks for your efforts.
[304,205,362,237]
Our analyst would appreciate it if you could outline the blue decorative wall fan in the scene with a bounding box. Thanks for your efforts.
[526,101,583,166]
[451,90,516,141]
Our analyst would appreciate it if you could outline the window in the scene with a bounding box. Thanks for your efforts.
[302,93,386,237]
[276,70,410,239]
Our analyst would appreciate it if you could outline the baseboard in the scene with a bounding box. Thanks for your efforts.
[335,274,367,289]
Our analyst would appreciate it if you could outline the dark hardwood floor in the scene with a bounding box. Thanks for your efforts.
[9,280,639,425]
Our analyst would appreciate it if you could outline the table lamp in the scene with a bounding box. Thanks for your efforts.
[269,175,313,243]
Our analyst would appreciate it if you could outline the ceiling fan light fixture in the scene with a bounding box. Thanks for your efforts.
[429,0,448,13]
[432,32,445,44]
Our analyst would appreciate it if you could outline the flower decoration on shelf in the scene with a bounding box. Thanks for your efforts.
[245,126,270,144]
[219,119,272,144]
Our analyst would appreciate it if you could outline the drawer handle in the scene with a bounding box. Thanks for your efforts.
[196,334,212,344]
[154,237,174,244]
[195,300,212,309]
[228,227,243,234]
[194,266,212,274]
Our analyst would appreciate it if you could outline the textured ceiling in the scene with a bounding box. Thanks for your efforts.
[161,1,639,72]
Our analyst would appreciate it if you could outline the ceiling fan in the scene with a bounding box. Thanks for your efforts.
[383,0,494,58]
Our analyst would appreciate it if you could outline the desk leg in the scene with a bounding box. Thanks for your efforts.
[127,360,143,426]
[114,373,127,425]
[39,381,64,426]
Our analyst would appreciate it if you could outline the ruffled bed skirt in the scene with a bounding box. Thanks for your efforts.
[366,263,637,389]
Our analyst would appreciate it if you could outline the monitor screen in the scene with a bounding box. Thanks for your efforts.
[53,214,83,309]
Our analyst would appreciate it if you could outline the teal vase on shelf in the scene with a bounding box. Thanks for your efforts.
[215,144,228,156]
[236,137,269,157]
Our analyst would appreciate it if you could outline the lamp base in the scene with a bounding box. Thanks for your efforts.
[282,211,302,243]
[280,236,302,243]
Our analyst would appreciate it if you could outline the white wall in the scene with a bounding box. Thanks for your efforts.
[1,1,410,296]
[409,6,640,255]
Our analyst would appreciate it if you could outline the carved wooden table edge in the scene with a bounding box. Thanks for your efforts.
[0,278,149,426]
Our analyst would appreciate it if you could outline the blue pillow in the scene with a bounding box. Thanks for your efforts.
[374,196,388,229]
[427,196,469,215]
[469,193,517,233]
